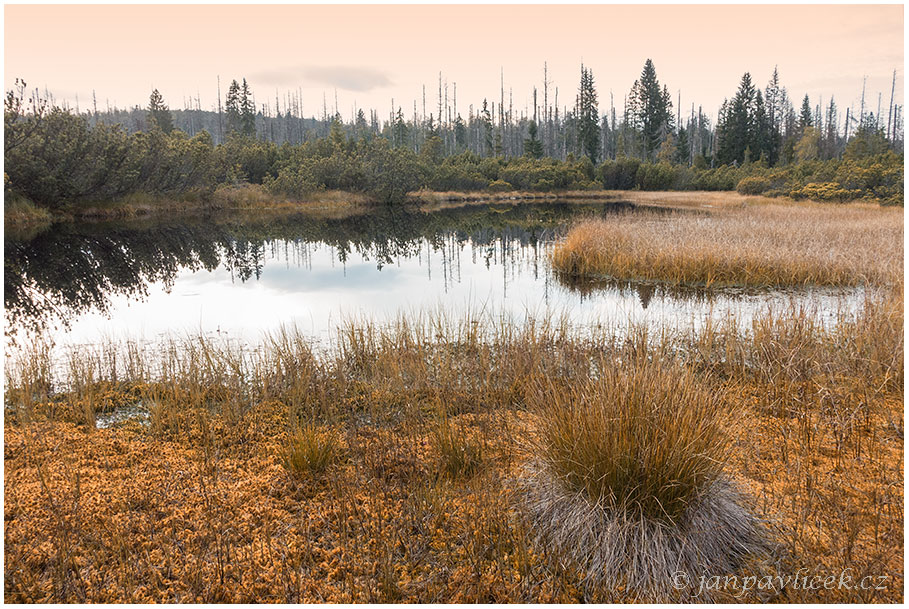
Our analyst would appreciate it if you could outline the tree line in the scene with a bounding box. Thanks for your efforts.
[4,61,904,210]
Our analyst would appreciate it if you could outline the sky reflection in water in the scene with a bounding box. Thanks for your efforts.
[5,201,865,351]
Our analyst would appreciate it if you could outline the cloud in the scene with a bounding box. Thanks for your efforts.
[253,65,393,92]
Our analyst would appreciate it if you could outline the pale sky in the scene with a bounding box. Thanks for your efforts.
[4,4,904,124]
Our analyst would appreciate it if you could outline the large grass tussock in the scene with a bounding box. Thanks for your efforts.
[521,355,770,598]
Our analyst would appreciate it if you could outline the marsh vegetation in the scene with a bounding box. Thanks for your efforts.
[4,273,902,601]
[3,56,904,602]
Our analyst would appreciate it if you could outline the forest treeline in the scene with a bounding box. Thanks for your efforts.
[4,60,904,211]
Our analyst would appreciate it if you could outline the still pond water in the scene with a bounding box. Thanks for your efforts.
[5,200,864,351]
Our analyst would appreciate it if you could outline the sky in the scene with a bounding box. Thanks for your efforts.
[4,4,904,124]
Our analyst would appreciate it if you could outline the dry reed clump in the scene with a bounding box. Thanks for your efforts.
[282,424,345,478]
[520,355,770,599]
[551,203,902,288]
[432,414,483,479]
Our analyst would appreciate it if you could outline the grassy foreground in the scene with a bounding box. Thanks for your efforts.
[551,199,903,288]
[4,281,903,601]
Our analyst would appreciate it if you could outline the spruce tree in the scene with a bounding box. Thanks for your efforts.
[631,59,672,160]
[225,79,241,135]
[454,114,467,151]
[717,73,755,165]
[799,95,813,134]
[763,68,783,165]
[577,65,600,164]
[392,107,408,148]
[524,120,544,158]
[480,100,494,157]
[146,89,173,133]
[675,125,690,165]
[240,78,256,137]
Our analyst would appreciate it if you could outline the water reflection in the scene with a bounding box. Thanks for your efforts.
[5,202,620,337]
[4,200,863,347]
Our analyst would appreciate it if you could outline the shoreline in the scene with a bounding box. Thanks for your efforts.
[7,186,890,231]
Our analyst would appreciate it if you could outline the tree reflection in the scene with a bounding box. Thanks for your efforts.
[6,201,631,337]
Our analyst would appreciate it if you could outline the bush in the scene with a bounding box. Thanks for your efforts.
[736,176,771,195]
[487,179,513,192]
[263,168,318,199]
[789,182,860,202]
[599,157,641,189]
[636,162,678,190]
[532,178,555,192]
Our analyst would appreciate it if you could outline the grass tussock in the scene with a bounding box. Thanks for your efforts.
[283,424,345,478]
[551,201,902,288]
[523,355,769,598]
[3,286,903,602]
[533,356,731,523]
[433,414,484,479]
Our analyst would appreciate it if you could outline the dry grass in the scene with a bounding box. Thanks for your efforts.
[3,185,372,226]
[4,194,54,226]
[532,353,731,524]
[551,200,902,288]
[4,283,903,602]
[210,183,369,210]
[523,353,770,599]
[433,414,484,479]
[283,424,345,478]
[409,188,618,206]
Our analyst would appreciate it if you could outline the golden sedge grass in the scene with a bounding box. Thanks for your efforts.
[521,350,771,599]
[283,424,345,478]
[551,202,902,288]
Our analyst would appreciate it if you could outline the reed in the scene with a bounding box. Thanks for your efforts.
[551,202,902,288]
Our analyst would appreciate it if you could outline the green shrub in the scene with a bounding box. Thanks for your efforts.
[487,179,513,192]
[599,157,641,189]
[736,176,771,195]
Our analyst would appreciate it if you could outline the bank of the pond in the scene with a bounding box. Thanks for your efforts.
[4,289,903,602]
[5,186,855,230]
[3,185,376,226]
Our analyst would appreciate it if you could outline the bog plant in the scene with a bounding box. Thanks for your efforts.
[550,202,902,288]
[521,354,769,598]
[282,424,344,478]
[433,414,483,479]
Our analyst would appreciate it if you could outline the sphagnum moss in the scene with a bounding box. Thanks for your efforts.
[3,291,903,602]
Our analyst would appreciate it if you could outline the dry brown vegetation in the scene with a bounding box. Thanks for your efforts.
[3,185,371,225]
[4,271,903,601]
[551,199,902,288]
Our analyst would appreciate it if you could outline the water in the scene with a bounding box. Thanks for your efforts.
[5,200,865,352]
